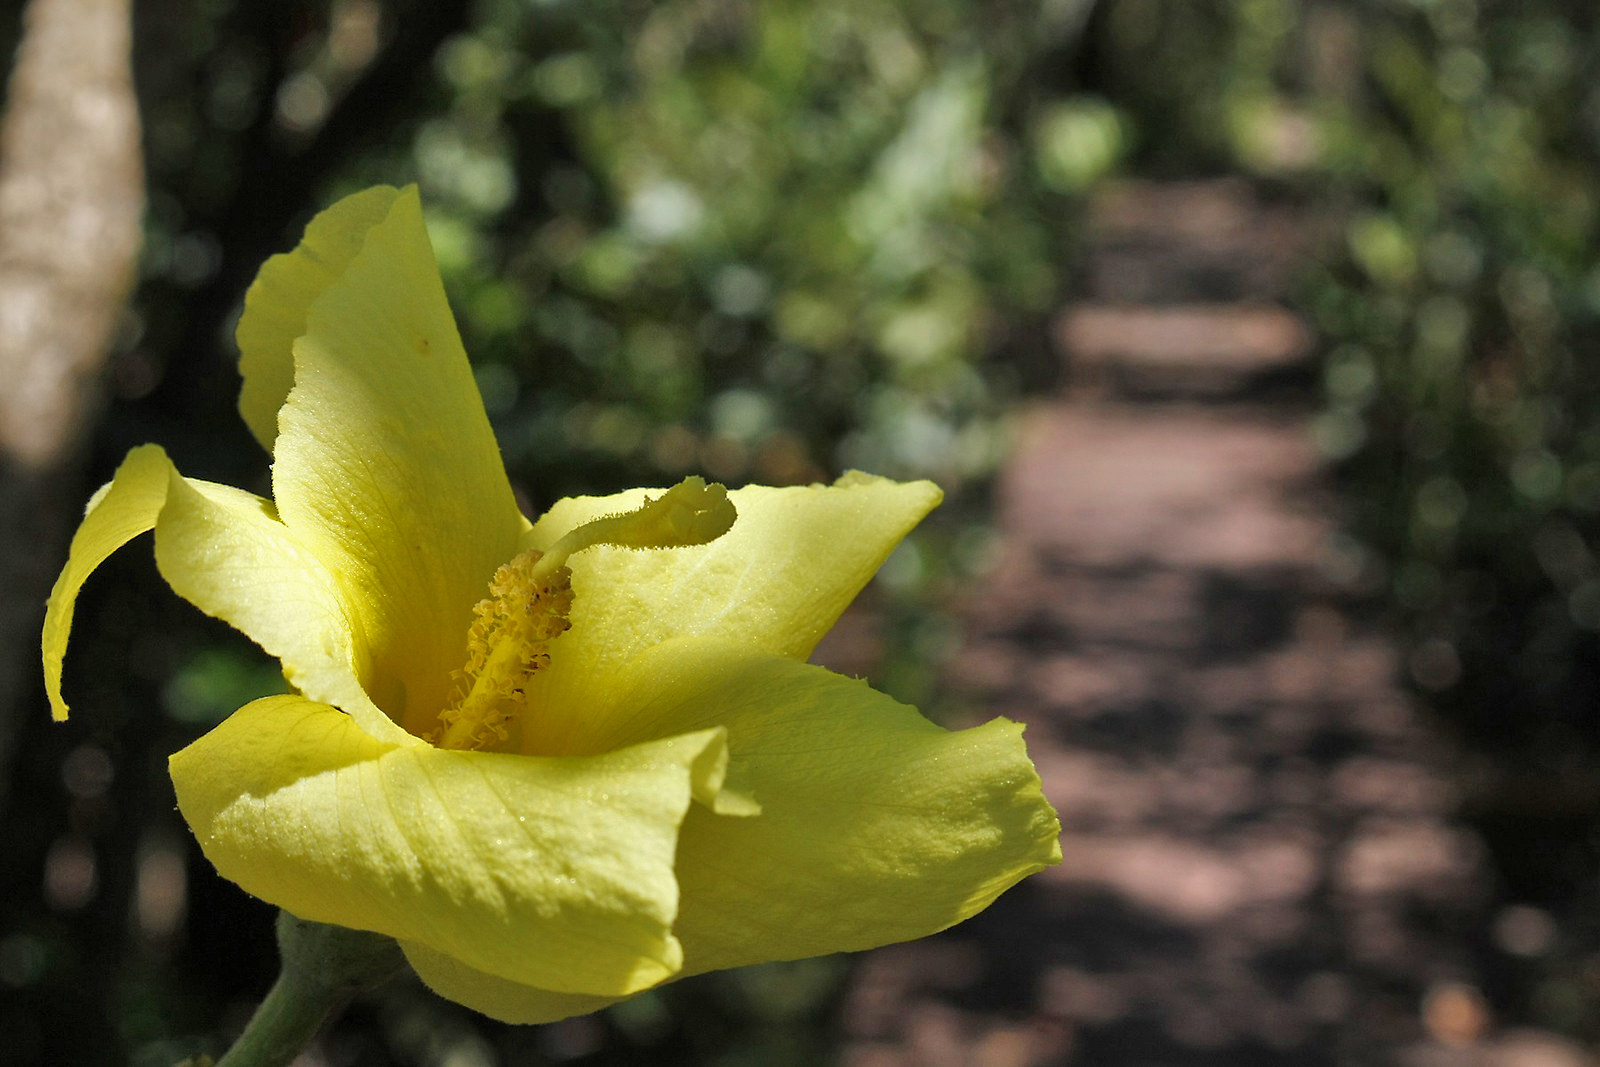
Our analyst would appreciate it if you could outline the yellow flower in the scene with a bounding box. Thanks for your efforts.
[41,185,1060,1023]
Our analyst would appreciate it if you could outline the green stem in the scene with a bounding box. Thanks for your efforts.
[212,910,406,1067]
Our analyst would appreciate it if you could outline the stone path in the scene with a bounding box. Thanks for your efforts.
[835,181,1592,1067]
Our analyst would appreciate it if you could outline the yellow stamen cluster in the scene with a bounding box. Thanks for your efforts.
[431,551,573,751]
[430,476,738,751]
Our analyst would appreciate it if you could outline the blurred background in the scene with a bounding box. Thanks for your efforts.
[3,0,1600,1063]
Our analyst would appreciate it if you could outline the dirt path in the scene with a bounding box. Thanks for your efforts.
[836,182,1590,1067]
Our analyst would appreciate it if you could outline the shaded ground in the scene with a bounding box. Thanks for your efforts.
[833,181,1593,1067]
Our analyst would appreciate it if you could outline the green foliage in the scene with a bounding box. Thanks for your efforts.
[161,648,288,727]
[1098,0,1600,1035]
[44,0,1600,1057]
[405,0,1082,499]
[1098,0,1600,726]
[8,1,1105,1064]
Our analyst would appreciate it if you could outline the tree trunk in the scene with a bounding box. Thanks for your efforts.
[0,0,143,792]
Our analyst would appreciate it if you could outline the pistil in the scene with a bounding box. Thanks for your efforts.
[430,477,737,750]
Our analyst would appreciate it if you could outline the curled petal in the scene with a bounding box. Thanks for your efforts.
[42,445,401,743]
[43,445,171,720]
[236,185,404,451]
[151,461,399,742]
[171,695,737,996]
[521,473,942,753]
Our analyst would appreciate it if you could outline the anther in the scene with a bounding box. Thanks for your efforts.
[430,478,736,750]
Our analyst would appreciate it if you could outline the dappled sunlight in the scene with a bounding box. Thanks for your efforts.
[12,0,1600,1062]
[838,177,1592,1067]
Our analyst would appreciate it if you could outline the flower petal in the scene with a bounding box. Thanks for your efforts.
[402,942,626,1025]
[270,187,527,738]
[170,694,733,997]
[562,637,1061,975]
[150,465,405,745]
[521,473,940,752]
[236,185,404,451]
[43,445,173,720]
[43,445,401,742]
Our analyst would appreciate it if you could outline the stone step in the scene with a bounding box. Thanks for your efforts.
[1080,178,1308,304]
[997,401,1325,570]
[1056,303,1312,400]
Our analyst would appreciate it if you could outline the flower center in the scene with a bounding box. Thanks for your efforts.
[430,476,737,751]
[430,549,573,751]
